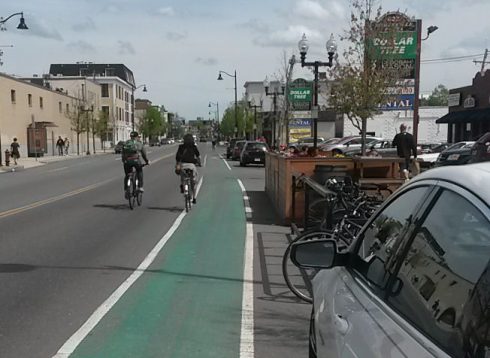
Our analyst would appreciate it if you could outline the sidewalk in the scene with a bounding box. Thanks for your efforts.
[0,151,111,173]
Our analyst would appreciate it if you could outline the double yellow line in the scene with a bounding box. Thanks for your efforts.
[0,180,112,220]
[0,153,175,220]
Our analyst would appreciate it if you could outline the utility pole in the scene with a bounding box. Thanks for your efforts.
[474,49,489,75]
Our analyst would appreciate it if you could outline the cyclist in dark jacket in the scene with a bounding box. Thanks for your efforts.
[176,133,200,203]
[122,131,149,197]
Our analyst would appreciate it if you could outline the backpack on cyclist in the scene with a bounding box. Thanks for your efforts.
[122,139,139,160]
[180,146,197,164]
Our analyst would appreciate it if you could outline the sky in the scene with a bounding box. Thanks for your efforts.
[1,0,490,121]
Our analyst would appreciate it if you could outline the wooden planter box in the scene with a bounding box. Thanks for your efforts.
[264,153,406,225]
[265,153,354,225]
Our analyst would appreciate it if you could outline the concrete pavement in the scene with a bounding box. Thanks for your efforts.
[0,151,112,172]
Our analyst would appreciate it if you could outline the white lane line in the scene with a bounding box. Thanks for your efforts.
[222,157,232,171]
[203,154,207,167]
[47,166,69,173]
[237,179,254,358]
[53,178,204,358]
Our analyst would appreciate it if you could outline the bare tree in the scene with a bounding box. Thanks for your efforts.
[66,97,87,155]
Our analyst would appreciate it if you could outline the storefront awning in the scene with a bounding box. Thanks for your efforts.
[436,108,490,124]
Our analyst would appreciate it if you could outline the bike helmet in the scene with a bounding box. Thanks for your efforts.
[130,131,139,138]
[183,133,194,144]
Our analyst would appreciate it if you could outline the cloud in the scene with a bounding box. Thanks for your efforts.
[195,57,218,66]
[166,31,188,41]
[67,40,96,53]
[400,0,489,14]
[238,18,270,34]
[330,1,346,18]
[118,41,135,55]
[72,17,96,32]
[440,29,490,58]
[22,18,63,41]
[294,0,330,19]
[156,6,175,16]
[253,25,321,47]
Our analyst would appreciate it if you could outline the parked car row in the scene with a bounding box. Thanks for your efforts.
[225,138,269,166]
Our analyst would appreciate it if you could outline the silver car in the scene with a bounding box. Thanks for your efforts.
[319,136,383,154]
[292,163,490,357]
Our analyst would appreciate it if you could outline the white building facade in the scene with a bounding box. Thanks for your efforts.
[343,107,449,143]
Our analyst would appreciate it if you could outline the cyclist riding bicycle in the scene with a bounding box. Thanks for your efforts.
[176,133,201,204]
[122,131,149,198]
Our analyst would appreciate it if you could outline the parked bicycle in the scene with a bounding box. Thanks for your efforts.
[125,164,147,210]
[283,176,385,302]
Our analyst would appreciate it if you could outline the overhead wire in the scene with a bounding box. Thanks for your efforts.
[421,53,484,64]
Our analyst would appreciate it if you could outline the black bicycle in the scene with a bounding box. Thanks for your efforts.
[283,178,384,302]
[125,164,147,210]
[182,168,195,212]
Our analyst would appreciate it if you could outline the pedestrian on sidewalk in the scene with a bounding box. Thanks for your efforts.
[10,138,20,165]
[64,138,70,155]
[392,123,417,180]
[56,136,64,156]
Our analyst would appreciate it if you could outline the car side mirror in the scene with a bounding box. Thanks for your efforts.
[290,239,343,269]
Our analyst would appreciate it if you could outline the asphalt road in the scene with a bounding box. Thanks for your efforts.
[0,143,310,358]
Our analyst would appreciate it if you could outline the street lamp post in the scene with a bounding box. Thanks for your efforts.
[248,102,261,140]
[263,77,285,149]
[298,33,337,150]
[132,84,147,132]
[413,24,438,145]
[217,70,238,137]
[0,12,28,31]
[80,105,94,155]
[0,11,28,166]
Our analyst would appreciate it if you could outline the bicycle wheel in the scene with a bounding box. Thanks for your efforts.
[307,198,347,231]
[184,181,191,212]
[128,175,136,210]
[185,193,191,212]
[137,189,143,206]
[282,230,336,303]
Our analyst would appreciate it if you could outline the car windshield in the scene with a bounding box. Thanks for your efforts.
[322,138,340,145]
[246,143,267,150]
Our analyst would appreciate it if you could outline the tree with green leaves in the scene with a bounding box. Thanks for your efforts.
[138,106,164,141]
[66,98,87,155]
[94,109,110,150]
[328,0,412,154]
[420,84,448,106]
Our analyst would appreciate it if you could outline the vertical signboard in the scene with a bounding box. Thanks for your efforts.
[368,12,419,111]
[287,79,314,143]
[289,113,312,143]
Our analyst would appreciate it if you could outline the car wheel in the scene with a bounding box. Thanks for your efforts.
[332,149,342,155]
[309,309,317,358]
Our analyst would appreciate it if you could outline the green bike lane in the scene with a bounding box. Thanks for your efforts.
[69,154,247,358]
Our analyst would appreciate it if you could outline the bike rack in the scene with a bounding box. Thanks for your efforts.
[291,174,338,234]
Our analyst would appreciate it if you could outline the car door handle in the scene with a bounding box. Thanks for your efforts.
[334,314,349,335]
